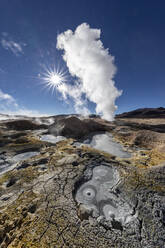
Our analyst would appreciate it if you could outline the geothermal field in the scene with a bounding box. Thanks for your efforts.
[0,108,165,247]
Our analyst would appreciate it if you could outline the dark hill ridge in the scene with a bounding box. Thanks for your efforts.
[5,119,47,131]
[116,107,165,118]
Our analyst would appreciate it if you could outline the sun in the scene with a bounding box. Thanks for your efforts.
[50,73,62,85]
[40,66,68,93]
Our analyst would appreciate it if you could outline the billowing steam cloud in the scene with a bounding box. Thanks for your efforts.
[57,23,122,121]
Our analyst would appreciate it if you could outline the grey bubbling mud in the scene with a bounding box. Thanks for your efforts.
[0,151,40,175]
[40,134,66,144]
[12,152,39,163]
[75,132,131,158]
[75,165,137,225]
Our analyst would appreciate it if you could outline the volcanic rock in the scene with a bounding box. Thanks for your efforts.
[0,113,165,247]
[4,119,47,131]
[49,116,110,139]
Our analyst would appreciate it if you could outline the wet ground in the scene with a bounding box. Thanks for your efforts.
[0,151,39,175]
[40,134,66,144]
[75,132,131,158]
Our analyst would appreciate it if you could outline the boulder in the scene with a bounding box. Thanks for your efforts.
[48,116,108,139]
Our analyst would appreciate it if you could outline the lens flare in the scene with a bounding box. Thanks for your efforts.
[41,66,68,93]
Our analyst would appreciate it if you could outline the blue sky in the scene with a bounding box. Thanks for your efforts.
[0,0,165,117]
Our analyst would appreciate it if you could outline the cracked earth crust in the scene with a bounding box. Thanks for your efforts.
[0,126,165,247]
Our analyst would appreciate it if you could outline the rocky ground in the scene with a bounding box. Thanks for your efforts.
[0,112,165,248]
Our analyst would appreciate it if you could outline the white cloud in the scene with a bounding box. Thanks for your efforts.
[1,39,23,56]
[1,33,25,56]
[0,89,18,107]
[57,23,122,121]
[0,89,45,117]
[2,108,45,117]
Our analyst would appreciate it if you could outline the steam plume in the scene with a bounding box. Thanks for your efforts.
[57,23,122,121]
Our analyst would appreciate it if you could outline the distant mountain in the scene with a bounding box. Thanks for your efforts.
[116,107,165,118]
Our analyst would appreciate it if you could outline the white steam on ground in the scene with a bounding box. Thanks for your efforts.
[56,23,122,121]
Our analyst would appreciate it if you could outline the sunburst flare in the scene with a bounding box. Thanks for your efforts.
[41,65,68,93]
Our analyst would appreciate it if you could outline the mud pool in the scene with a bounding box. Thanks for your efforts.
[40,134,66,144]
[12,152,39,162]
[0,152,39,175]
[76,165,136,225]
[77,132,131,158]
[0,161,15,175]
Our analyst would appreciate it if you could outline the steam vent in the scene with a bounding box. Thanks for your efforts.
[0,112,165,248]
